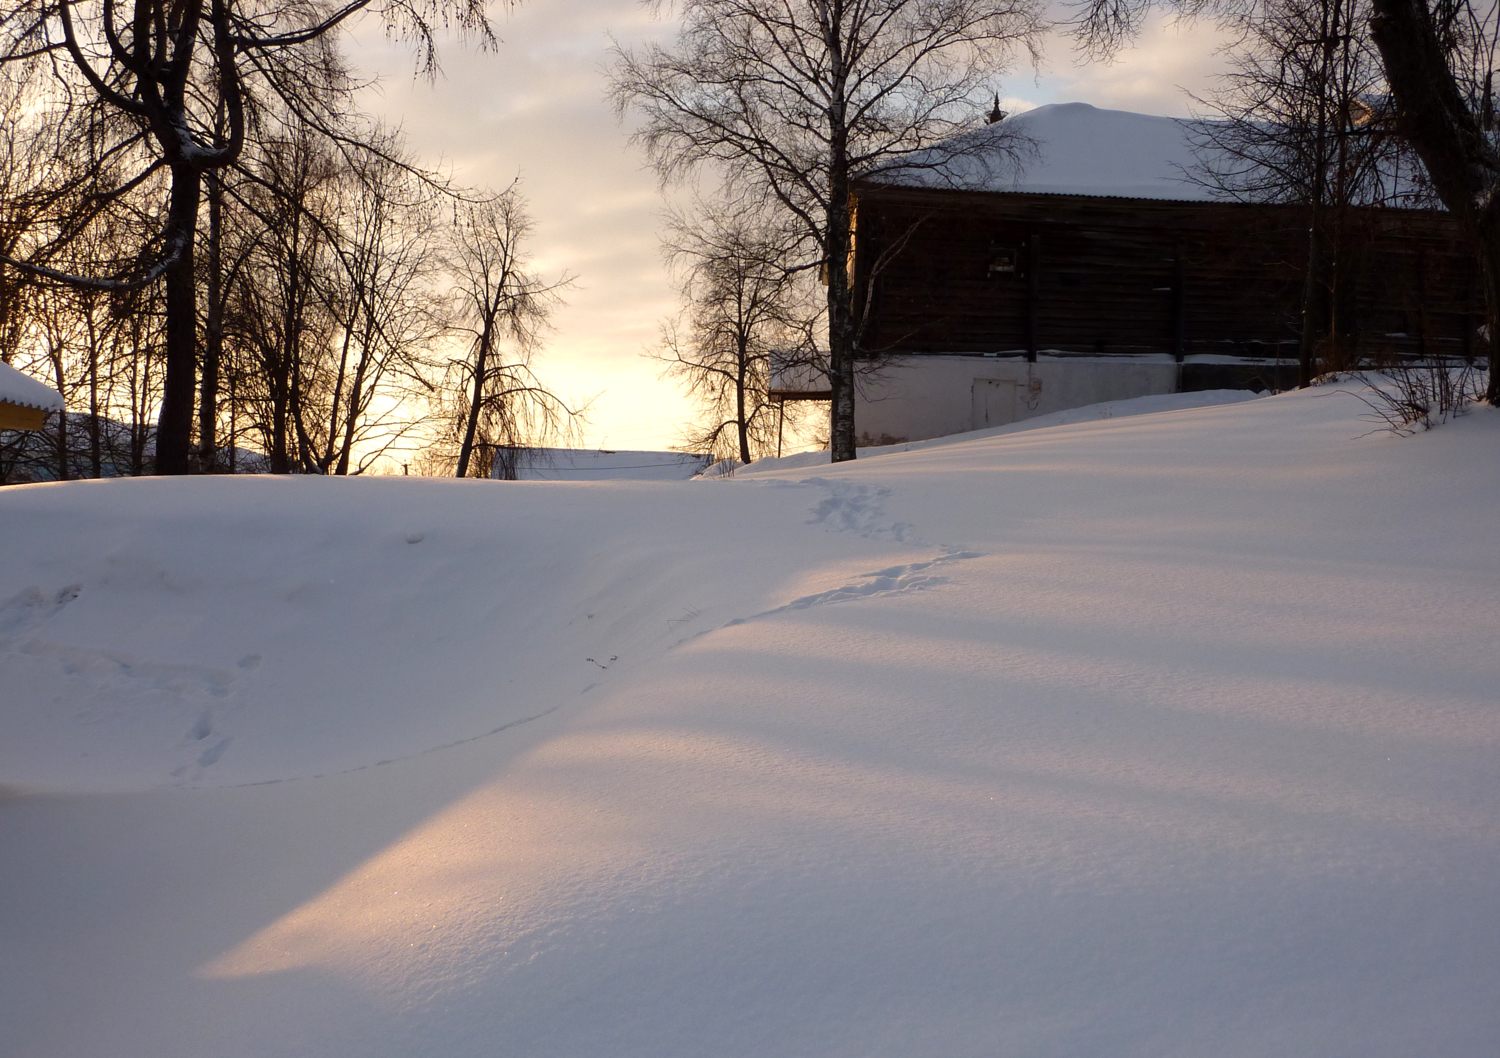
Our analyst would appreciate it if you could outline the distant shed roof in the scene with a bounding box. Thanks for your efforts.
[868,102,1220,202]
[493,448,710,482]
[0,362,64,412]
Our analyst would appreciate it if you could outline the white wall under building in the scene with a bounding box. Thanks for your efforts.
[854,354,1182,444]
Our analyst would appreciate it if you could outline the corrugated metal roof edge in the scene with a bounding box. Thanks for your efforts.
[853,179,1446,210]
[0,363,65,412]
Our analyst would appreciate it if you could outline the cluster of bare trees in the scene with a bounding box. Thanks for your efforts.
[649,207,820,466]
[1078,0,1500,401]
[0,0,573,483]
[620,0,1500,458]
[1190,0,1429,383]
[613,0,1047,463]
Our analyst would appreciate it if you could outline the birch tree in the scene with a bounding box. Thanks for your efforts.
[1074,0,1500,404]
[612,0,1044,461]
[1192,0,1419,382]
[654,205,816,464]
[441,191,572,479]
[1367,0,1500,402]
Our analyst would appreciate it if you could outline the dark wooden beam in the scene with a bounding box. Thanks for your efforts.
[1173,254,1186,362]
[1027,232,1041,363]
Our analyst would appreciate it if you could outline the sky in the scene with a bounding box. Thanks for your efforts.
[342,5,1234,452]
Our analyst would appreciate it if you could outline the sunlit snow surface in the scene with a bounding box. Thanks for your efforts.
[2,384,1498,1057]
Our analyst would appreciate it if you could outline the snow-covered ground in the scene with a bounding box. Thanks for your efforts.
[729,387,1262,473]
[2,383,1498,1057]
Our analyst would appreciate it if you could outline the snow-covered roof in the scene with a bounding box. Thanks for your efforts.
[0,361,64,411]
[769,359,831,399]
[870,102,1216,202]
[494,448,710,482]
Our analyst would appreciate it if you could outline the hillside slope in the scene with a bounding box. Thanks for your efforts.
[2,384,1497,1058]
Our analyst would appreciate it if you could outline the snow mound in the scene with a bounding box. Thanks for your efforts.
[3,384,1499,1058]
[0,475,905,791]
[740,387,1261,473]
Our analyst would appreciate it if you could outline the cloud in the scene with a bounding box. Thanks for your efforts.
[1035,12,1234,116]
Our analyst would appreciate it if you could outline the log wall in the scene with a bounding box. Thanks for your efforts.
[852,186,1477,361]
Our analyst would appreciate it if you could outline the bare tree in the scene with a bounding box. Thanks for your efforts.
[311,145,447,475]
[1368,0,1500,402]
[1073,0,1500,404]
[0,67,97,370]
[612,0,1045,462]
[0,0,494,473]
[655,205,817,464]
[1,65,173,484]
[1192,0,1420,382]
[439,190,574,479]
[0,273,168,484]
[227,128,340,472]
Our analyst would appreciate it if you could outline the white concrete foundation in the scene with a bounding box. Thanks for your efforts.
[854,353,1181,444]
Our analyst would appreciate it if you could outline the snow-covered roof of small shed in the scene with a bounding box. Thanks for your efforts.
[868,102,1215,202]
[494,448,711,482]
[0,362,64,412]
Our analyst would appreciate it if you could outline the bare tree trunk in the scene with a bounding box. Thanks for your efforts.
[48,334,67,481]
[292,363,320,473]
[1299,218,1323,387]
[1476,211,1500,403]
[1298,0,1334,388]
[455,319,494,479]
[229,367,238,473]
[157,165,201,475]
[268,228,304,474]
[200,172,223,472]
[736,335,751,464]
[85,304,102,477]
[321,328,354,472]
[129,315,148,476]
[1370,0,1500,402]
[335,320,376,476]
[827,171,857,462]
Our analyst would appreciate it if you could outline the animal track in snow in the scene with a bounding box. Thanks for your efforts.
[13,639,238,699]
[732,551,984,623]
[801,478,914,542]
[0,584,83,646]
[188,712,214,741]
[2,583,253,785]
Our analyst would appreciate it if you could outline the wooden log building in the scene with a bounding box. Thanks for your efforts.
[840,103,1476,443]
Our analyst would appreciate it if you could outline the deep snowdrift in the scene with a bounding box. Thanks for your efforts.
[3,384,1498,1058]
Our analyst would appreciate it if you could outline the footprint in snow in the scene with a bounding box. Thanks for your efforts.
[801,478,914,541]
[729,550,985,624]
[0,584,83,647]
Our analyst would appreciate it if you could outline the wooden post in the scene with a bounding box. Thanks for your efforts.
[1027,232,1041,363]
[1418,248,1430,362]
[1172,254,1187,362]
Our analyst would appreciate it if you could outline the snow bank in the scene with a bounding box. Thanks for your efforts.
[0,476,873,791]
[739,387,1262,473]
[2,384,1498,1058]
